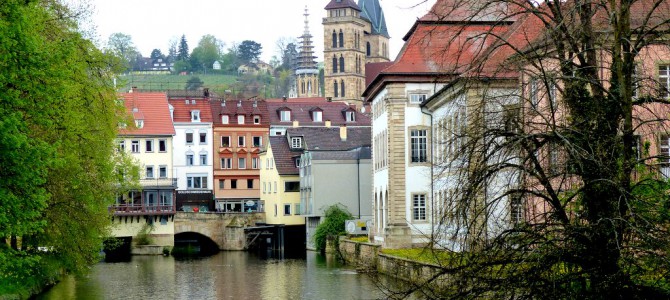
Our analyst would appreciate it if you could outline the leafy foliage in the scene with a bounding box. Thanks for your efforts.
[237,40,262,65]
[185,76,204,90]
[313,205,352,252]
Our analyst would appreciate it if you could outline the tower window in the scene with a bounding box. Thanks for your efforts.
[339,55,345,72]
[332,56,338,73]
[334,81,339,98]
[339,30,344,48]
[332,30,337,48]
[366,42,371,56]
[341,80,345,98]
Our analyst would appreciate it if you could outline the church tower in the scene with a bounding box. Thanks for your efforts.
[296,6,320,98]
[323,0,389,107]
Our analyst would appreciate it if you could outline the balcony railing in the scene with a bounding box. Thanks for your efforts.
[139,177,178,188]
[109,204,176,216]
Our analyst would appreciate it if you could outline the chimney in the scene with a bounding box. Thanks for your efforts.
[203,88,210,98]
[326,97,332,102]
[325,120,331,128]
[293,120,300,128]
[130,86,137,93]
[340,125,347,141]
[283,96,287,102]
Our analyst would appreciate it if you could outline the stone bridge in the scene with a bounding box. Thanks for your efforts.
[174,212,264,250]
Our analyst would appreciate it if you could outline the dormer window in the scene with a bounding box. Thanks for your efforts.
[279,110,291,122]
[291,137,303,149]
[191,110,200,122]
[312,110,323,122]
[238,115,245,124]
[253,115,261,124]
[221,115,229,124]
[185,99,189,104]
[135,119,144,128]
[345,111,355,122]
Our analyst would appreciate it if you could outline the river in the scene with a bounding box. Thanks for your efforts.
[36,251,402,300]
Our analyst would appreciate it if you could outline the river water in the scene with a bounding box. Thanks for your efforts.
[36,251,400,300]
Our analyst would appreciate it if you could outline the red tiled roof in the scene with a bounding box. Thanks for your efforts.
[266,101,371,126]
[287,127,371,151]
[269,136,301,175]
[420,0,518,23]
[324,0,360,11]
[168,98,213,123]
[365,62,394,86]
[119,92,175,136]
[209,99,270,126]
[265,97,327,103]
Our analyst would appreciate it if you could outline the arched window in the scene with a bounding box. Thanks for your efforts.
[339,30,344,48]
[301,81,305,94]
[334,81,339,97]
[332,30,337,48]
[341,80,345,98]
[332,55,338,73]
[339,55,345,73]
[366,42,371,56]
[307,81,312,93]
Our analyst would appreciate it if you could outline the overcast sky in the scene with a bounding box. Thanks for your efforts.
[87,0,436,63]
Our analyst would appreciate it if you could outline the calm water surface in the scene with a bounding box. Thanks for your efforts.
[37,251,395,300]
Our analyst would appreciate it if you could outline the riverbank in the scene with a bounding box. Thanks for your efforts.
[0,256,64,300]
[338,238,451,295]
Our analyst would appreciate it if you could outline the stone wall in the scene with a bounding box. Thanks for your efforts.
[174,212,264,250]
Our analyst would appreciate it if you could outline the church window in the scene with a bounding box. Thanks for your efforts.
[339,30,344,48]
[332,56,338,73]
[366,42,371,56]
[341,80,345,98]
[334,81,339,97]
[332,30,337,48]
[339,55,345,72]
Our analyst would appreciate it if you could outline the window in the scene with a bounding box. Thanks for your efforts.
[659,65,670,98]
[280,110,291,122]
[291,137,302,149]
[340,80,345,98]
[199,132,206,144]
[510,194,523,224]
[253,136,262,147]
[186,175,208,189]
[294,158,300,168]
[312,111,322,122]
[238,115,245,124]
[366,42,371,56]
[410,129,428,163]
[135,119,144,128]
[274,181,277,193]
[253,115,261,124]
[231,179,237,189]
[118,140,125,152]
[200,154,207,165]
[284,204,291,216]
[145,140,153,152]
[247,179,253,189]
[263,182,266,193]
[219,179,225,189]
[221,115,229,124]
[191,110,200,122]
[221,136,230,147]
[334,81,339,97]
[413,194,427,221]
[409,93,427,104]
[159,166,167,178]
[332,56,338,73]
[186,154,194,166]
[238,157,246,169]
[331,30,337,48]
[294,204,301,215]
[221,157,232,169]
[274,204,278,217]
[131,140,140,153]
[345,111,355,122]
[146,166,154,178]
[238,136,245,147]
[549,80,558,108]
[186,132,193,144]
[338,30,343,48]
[159,139,167,152]
[339,56,345,73]
[530,78,539,108]
[285,181,300,192]
[252,157,259,169]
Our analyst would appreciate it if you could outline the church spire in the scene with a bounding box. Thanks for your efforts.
[296,6,318,70]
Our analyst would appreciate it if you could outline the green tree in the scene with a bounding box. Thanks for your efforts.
[150,48,164,60]
[106,32,139,72]
[190,34,224,72]
[237,40,262,65]
[313,205,352,252]
[177,34,189,62]
[185,76,204,90]
[0,0,124,296]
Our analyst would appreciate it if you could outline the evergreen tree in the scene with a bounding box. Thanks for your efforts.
[177,34,189,62]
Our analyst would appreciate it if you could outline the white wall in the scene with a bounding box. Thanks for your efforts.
[173,122,213,190]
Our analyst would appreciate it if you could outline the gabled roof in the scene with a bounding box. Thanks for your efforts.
[119,92,175,136]
[287,127,371,151]
[168,98,213,123]
[267,101,371,126]
[325,0,360,11]
[269,136,300,175]
[310,147,372,161]
[209,99,270,126]
[365,62,393,86]
[359,0,389,37]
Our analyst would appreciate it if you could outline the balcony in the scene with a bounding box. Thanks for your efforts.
[109,204,176,216]
[140,177,178,188]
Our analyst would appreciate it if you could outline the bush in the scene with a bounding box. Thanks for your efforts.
[313,205,352,252]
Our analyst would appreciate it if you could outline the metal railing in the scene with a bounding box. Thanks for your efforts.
[109,204,176,215]
[139,178,178,188]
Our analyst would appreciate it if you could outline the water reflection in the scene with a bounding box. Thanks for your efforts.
[37,251,395,300]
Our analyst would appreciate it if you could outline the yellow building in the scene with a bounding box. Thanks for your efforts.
[260,136,304,225]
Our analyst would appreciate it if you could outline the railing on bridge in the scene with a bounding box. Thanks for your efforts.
[139,178,178,188]
[109,204,176,216]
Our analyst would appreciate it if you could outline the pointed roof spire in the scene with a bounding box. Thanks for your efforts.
[296,6,318,71]
[325,0,361,11]
[358,0,389,37]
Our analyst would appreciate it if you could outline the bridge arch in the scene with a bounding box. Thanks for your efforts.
[173,212,263,250]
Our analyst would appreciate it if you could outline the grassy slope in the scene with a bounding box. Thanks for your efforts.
[117,74,238,92]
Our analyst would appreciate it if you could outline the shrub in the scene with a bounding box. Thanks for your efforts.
[313,205,352,252]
